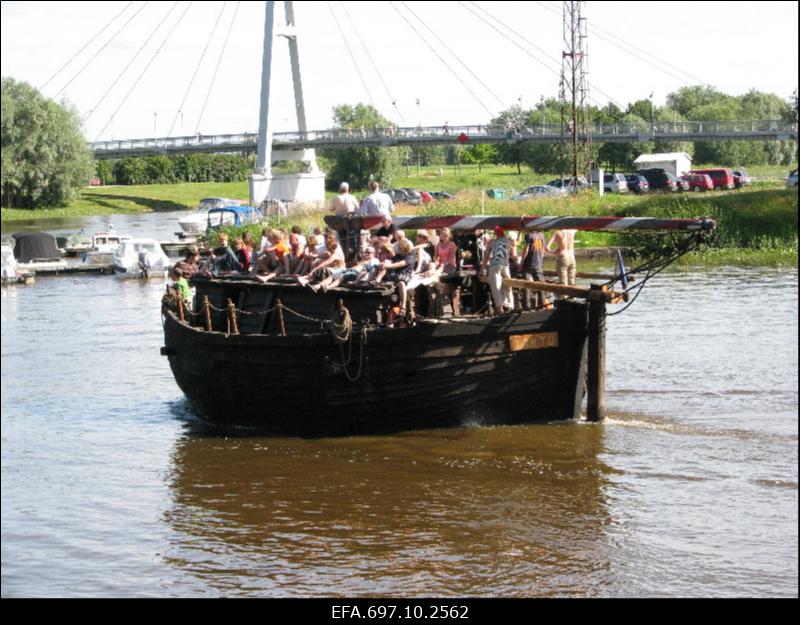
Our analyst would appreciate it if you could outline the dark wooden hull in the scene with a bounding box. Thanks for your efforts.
[162,292,589,436]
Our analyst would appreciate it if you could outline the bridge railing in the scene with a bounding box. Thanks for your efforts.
[271,120,796,143]
[88,121,797,155]
[90,133,259,154]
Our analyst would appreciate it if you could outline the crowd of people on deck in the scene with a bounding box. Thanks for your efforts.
[168,181,579,325]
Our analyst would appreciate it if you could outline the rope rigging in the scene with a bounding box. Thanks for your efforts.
[95,1,194,141]
[603,231,711,317]
[194,1,241,135]
[40,1,135,91]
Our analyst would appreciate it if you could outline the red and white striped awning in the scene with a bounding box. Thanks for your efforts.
[324,215,716,233]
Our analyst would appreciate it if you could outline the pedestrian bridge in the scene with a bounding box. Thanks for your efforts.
[89,120,798,159]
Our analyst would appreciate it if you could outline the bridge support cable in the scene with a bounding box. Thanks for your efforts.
[325,2,375,109]
[165,2,229,138]
[51,1,151,100]
[195,1,241,135]
[94,1,194,141]
[83,1,187,127]
[398,1,509,114]
[388,1,495,120]
[338,1,405,125]
[40,1,135,91]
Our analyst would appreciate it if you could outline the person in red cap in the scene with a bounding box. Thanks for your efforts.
[481,225,515,314]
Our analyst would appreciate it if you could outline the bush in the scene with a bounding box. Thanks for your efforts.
[105,153,254,185]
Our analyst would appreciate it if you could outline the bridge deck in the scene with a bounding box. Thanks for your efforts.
[90,121,798,159]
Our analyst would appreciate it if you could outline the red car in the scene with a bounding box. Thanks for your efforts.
[420,191,435,203]
[688,168,735,190]
[680,173,714,192]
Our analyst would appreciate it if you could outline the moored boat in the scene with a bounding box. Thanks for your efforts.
[82,228,132,266]
[113,238,172,279]
[160,214,715,437]
[178,197,245,235]
[10,232,69,274]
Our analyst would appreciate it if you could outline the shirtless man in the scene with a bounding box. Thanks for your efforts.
[546,228,577,287]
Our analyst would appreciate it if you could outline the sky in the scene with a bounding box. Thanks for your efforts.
[1,1,798,142]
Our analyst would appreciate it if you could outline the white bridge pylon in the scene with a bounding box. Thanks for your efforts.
[249,0,325,208]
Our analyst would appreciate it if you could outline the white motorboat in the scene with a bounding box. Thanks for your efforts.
[1,243,34,284]
[112,238,172,279]
[178,197,244,235]
[82,229,132,266]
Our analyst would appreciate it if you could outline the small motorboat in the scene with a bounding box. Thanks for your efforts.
[10,232,68,274]
[178,198,244,235]
[1,243,34,284]
[82,228,132,266]
[113,238,172,279]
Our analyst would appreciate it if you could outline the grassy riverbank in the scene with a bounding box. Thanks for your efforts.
[2,165,796,266]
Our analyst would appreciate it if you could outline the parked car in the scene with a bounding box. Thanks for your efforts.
[547,176,589,192]
[430,191,454,200]
[731,169,753,188]
[680,173,714,192]
[511,185,565,200]
[636,168,678,192]
[671,173,690,192]
[419,191,434,203]
[401,188,422,205]
[599,173,628,193]
[688,168,735,190]
[624,174,649,194]
[786,168,798,189]
[385,188,411,204]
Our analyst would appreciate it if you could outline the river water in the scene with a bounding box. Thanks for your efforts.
[1,212,797,597]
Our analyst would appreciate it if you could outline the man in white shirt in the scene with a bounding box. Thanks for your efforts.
[358,180,394,217]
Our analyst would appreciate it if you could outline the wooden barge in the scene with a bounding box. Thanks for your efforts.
[161,214,715,437]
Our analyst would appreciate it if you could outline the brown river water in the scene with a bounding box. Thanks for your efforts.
[1,213,797,597]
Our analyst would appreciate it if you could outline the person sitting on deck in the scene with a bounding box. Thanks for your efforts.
[243,232,259,273]
[256,230,290,280]
[282,231,307,276]
[294,234,319,276]
[234,237,251,273]
[374,238,415,322]
[325,246,380,290]
[212,232,243,273]
[297,234,346,291]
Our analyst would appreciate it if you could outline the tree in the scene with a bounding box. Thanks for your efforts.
[320,103,402,190]
[461,144,497,172]
[1,77,94,208]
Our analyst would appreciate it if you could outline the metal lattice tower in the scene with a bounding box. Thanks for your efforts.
[559,1,591,185]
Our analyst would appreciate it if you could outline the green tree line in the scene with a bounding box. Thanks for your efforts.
[95,153,255,186]
[1,76,796,209]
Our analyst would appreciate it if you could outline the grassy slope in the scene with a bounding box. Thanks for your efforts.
[2,164,796,266]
